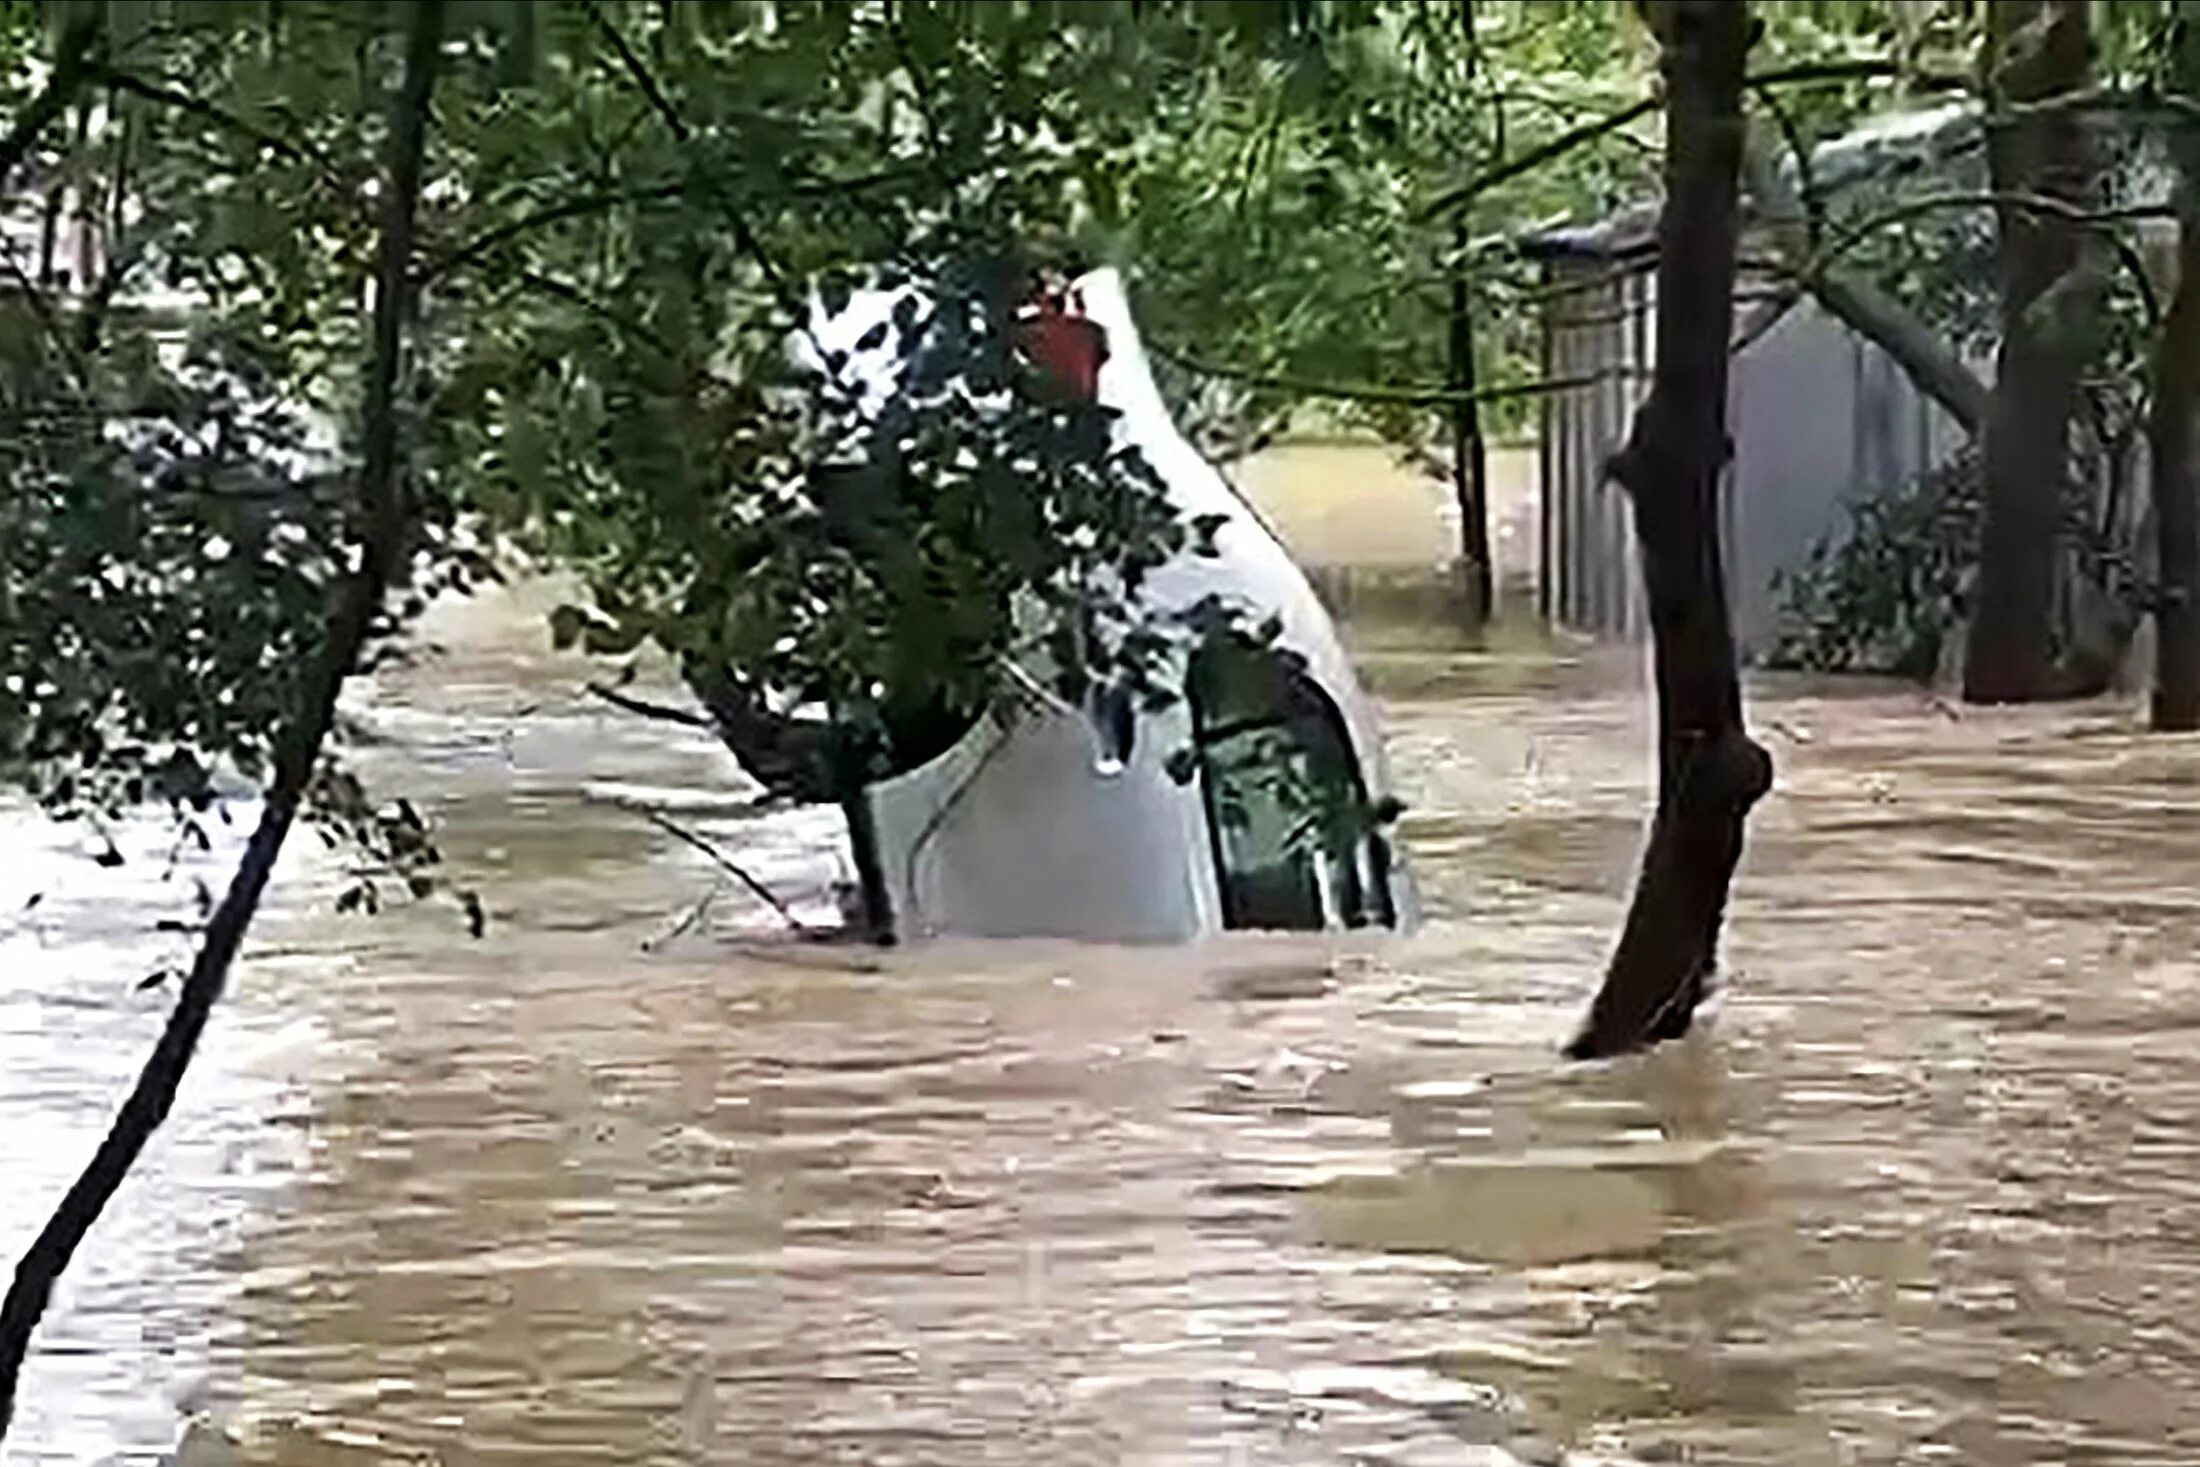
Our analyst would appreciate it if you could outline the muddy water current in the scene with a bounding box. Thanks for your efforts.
[7,591,2200,1465]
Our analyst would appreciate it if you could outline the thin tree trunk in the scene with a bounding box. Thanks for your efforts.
[0,17,97,198]
[1964,0,2094,705]
[2152,222,2200,729]
[839,791,896,943]
[1450,226,1493,625]
[35,172,62,283]
[1565,0,1769,1061]
[2154,219,2200,729]
[0,1,446,1436]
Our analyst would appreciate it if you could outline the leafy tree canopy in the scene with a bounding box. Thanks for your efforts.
[12,0,2199,874]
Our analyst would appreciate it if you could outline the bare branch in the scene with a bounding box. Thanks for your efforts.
[639,808,813,935]
[585,680,712,729]
[643,878,723,952]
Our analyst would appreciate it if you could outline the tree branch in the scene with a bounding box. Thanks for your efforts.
[642,876,722,952]
[504,264,681,359]
[1149,339,1629,407]
[1807,189,2167,328]
[585,680,712,728]
[86,61,327,172]
[1420,93,1658,222]
[882,0,956,193]
[639,808,813,935]
[420,163,922,284]
[1741,142,1990,432]
[1419,57,1927,221]
[581,0,806,323]
[1990,81,2200,127]
[1746,77,1821,248]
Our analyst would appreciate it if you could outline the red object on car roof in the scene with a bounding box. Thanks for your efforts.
[1018,283,1108,400]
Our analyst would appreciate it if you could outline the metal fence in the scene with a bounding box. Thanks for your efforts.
[1532,246,1965,660]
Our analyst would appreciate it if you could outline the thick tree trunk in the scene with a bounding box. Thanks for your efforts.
[2152,212,2200,730]
[0,1,444,1436]
[1565,0,1770,1062]
[1963,0,2095,705]
[1449,224,1493,625]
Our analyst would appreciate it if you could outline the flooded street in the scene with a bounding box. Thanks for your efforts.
[8,588,2200,1465]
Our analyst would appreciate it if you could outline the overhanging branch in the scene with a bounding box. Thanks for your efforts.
[1420,57,1929,221]
[1150,339,1629,408]
[88,62,329,172]
[419,163,923,285]
[1740,142,1989,432]
[580,0,808,327]
[1807,189,2169,329]
[585,680,711,728]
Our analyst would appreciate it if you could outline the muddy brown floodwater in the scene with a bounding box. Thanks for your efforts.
[7,586,2200,1466]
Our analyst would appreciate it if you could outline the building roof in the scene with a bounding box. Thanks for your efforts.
[1518,97,2178,265]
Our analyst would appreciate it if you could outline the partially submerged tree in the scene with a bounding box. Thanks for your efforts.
[0,0,447,1434]
[2150,1,2200,730]
[1566,0,1771,1060]
[422,2,1270,933]
[1964,0,2101,704]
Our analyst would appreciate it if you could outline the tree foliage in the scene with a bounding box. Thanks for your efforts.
[0,1,1281,863]
[1101,1,1664,461]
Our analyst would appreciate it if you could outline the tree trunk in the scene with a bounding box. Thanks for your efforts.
[1565,0,1769,1062]
[1449,223,1493,625]
[1963,0,2095,705]
[839,790,896,943]
[2155,218,2200,728]
[2152,227,2200,729]
[0,0,445,1436]
[0,17,97,191]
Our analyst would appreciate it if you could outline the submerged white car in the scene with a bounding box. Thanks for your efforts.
[794,267,1416,943]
